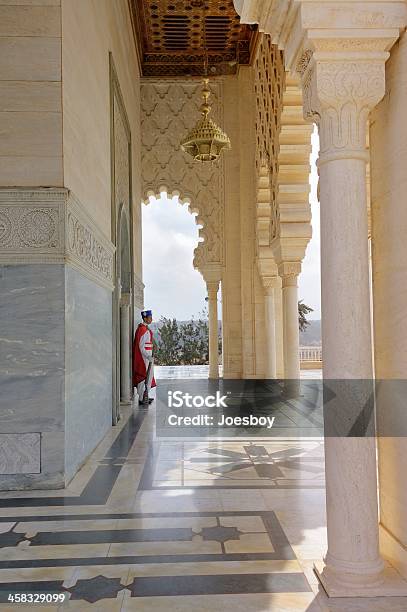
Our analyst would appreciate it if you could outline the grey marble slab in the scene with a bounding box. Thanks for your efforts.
[0,433,40,474]
[64,266,112,481]
[0,264,113,489]
[0,264,65,433]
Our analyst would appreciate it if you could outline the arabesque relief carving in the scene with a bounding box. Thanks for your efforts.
[253,35,312,272]
[0,189,115,289]
[140,81,225,270]
[254,36,285,243]
[303,60,385,159]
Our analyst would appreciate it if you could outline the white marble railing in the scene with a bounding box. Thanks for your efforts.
[299,346,322,362]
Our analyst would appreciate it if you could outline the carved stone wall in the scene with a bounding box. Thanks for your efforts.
[140,80,225,269]
[254,36,285,243]
[275,72,313,263]
[253,34,312,266]
[133,274,145,310]
[0,189,115,290]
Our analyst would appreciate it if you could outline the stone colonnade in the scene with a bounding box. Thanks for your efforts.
[255,43,313,382]
[236,0,407,598]
[140,45,312,383]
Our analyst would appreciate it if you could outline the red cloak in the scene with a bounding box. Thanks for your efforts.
[132,323,156,388]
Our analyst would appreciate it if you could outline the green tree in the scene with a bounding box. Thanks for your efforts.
[154,317,181,365]
[179,310,209,364]
[179,318,202,364]
[298,300,314,332]
[154,311,210,366]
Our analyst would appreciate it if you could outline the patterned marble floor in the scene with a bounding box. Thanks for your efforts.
[0,380,406,611]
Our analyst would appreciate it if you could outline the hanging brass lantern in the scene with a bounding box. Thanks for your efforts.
[181,78,231,163]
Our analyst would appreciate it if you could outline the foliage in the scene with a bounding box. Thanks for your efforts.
[153,318,180,365]
[154,309,210,366]
[153,301,312,365]
[298,300,314,332]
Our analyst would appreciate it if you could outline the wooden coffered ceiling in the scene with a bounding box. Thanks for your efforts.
[129,0,258,77]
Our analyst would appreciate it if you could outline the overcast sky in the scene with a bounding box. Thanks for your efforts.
[142,128,321,321]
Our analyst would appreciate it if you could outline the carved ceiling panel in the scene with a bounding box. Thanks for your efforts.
[130,0,258,77]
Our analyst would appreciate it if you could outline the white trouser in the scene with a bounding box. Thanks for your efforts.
[137,359,154,401]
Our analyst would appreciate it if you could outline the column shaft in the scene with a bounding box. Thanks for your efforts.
[207,282,220,379]
[274,278,284,378]
[301,54,388,593]
[264,285,277,379]
[280,268,300,381]
[319,155,382,586]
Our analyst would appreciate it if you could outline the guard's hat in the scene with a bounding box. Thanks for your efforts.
[141,309,152,318]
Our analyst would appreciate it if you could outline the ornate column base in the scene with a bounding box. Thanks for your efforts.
[314,562,407,598]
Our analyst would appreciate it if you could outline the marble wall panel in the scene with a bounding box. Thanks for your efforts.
[0,433,40,474]
[0,264,65,433]
[0,37,61,81]
[0,82,61,112]
[0,1,60,5]
[0,111,62,157]
[0,264,65,489]
[64,266,112,481]
[0,5,61,36]
[0,156,63,187]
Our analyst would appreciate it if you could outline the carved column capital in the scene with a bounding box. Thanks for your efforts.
[200,264,222,287]
[278,262,301,288]
[236,2,405,165]
[299,51,389,164]
[262,276,280,295]
[206,280,220,299]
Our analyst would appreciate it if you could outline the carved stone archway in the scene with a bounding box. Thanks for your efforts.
[140,80,225,275]
[142,186,223,379]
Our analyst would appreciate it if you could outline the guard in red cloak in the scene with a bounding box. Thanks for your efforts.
[133,309,156,405]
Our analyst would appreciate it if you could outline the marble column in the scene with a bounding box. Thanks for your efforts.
[300,51,391,596]
[274,277,284,379]
[263,278,278,379]
[120,293,132,404]
[279,263,301,385]
[207,281,220,379]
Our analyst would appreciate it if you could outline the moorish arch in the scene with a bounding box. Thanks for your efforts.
[140,81,226,378]
[141,185,222,379]
[140,80,225,273]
